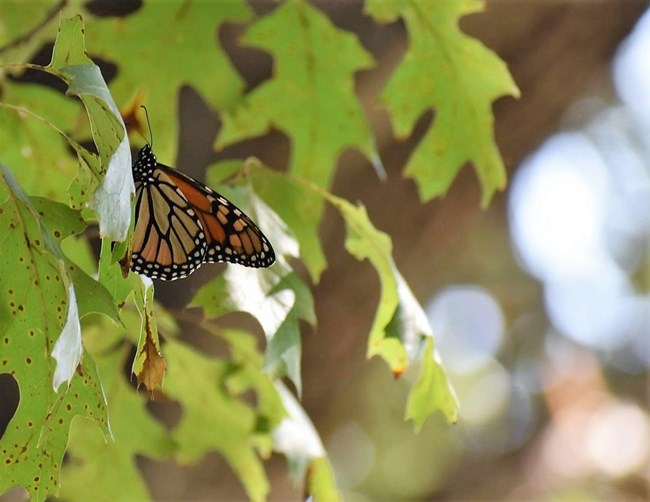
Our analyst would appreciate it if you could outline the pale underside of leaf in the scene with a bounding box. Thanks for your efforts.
[52,281,83,391]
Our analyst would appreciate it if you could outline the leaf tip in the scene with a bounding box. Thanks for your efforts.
[392,365,407,379]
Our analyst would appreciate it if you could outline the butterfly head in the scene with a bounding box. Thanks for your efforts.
[137,144,156,162]
[133,144,157,182]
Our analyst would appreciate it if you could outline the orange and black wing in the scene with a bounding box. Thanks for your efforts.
[159,164,275,269]
[131,167,208,281]
[130,144,275,281]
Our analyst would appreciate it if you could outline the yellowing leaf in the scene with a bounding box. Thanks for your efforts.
[308,456,340,502]
[329,197,408,373]
[365,0,519,206]
[134,330,166,392]
[334,202,456,425]
[132,277,166,392]
[387,268,457,425]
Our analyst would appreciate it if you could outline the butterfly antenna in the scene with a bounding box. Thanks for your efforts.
[140,105,153,148]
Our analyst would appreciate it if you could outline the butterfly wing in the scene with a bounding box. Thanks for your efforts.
[158,164,276,269]
[131,168,208,281]
[130,144,275,281]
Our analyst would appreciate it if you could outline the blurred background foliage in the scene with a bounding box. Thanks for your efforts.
[1,0,650,501]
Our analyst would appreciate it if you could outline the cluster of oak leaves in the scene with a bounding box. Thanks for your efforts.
[0,1,518,500]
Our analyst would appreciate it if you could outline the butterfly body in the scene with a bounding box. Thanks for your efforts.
[131,145,275,281]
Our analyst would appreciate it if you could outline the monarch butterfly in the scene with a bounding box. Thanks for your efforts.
[130,143,275,281]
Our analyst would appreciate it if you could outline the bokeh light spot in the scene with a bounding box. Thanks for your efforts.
[426,286,504,374]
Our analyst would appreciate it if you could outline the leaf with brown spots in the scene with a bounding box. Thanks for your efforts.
[0,166,109,501]
[28,197,121,323]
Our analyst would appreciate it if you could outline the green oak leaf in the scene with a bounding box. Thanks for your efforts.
[191,267,313,396]
[0,165,109,501]
[247,165,456,426]
[85,0,252,161]
[97,238,141,310]
[48,15,132,241]
[365,0,520,206]
[217,0,379,280]
[0,82,81,205]
[272,382,339,501]
[68,264,121,322]
[406,337,458,430]
[165,336,281,502]
[218,0,377,186]
[29,196,120,322]
[28,196,87,240]
[263,272,315,397]
[190,179,313,395]
[60,346,175,501]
